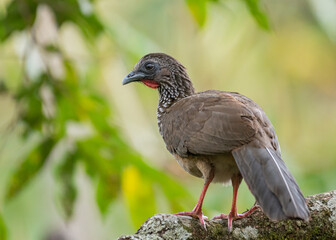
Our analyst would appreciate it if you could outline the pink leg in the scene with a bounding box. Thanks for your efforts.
[175,169,215,228]
[213,174,258,232]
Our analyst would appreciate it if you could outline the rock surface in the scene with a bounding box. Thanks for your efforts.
[119,190,336,239]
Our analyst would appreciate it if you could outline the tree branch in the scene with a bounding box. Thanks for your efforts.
[119,190,336,239]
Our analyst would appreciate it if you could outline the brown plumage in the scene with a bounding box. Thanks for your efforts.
[122,53,309,231]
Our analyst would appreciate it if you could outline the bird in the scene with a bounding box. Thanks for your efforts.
[122,53,310,232]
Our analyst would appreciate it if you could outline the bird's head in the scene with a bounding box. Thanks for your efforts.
[122,53,194,96]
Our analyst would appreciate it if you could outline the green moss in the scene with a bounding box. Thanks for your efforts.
[211,224,227,239]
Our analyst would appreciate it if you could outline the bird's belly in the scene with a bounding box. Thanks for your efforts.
[173,154,204,179]
[211,154,240,184]
[173,153,240,185]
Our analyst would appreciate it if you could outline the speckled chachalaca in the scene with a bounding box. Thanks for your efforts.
[122,53,309,231]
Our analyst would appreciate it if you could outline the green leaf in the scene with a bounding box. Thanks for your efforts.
[45,44,60,53]
[0,0,36,41]
[15,76,48,138]
[20,89,44,131]
[6,137,55,200]
[0,0,104,42]
[186,0,207,27]
[0,213,7,240]
[243,0,270,30]
[0,80,8,93]
[96,175,119,215]
[45,0,104,42]
[76,137,120,215]
[56,151,77,219]
[77,138,116,178]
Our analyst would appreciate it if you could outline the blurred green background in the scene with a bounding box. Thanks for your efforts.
[0,0,335,239]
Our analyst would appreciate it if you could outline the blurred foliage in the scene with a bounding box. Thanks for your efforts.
[0,0,210,237]
[6,136,54,200]
[0,0,104,41]
[186,0,208,27]
[243,0,269,30]
[0,214,6,240]
[0,0,270,225]
[0,0,335,239]
[121,166,156,227]
[186,0,269,29]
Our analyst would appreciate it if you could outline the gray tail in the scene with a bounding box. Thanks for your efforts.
[232,143,309,221]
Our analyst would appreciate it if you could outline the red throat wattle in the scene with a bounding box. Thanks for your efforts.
[141,80,159,89]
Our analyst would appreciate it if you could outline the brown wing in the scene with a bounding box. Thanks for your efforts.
[161,90,260,157]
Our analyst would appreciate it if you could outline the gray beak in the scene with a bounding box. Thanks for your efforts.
[122,71,146,85]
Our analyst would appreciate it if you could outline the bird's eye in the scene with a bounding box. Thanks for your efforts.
[145,63,155,71]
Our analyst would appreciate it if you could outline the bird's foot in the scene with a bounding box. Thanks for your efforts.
[237,205,259,218]
[174,210,208,229]
[212,212,235,232]
[212,205,259,232]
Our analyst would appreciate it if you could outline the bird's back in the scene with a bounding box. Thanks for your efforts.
[159,90,278,157]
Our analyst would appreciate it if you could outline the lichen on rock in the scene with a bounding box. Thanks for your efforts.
[327,191,336,236]
[118,191,336,240]
[233,226,258,239]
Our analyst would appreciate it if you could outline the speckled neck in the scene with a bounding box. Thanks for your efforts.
[157,73,195,135]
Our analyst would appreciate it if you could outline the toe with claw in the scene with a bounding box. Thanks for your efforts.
[175,210,208,229]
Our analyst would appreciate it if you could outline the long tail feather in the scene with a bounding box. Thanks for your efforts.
[232,143,309,221]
